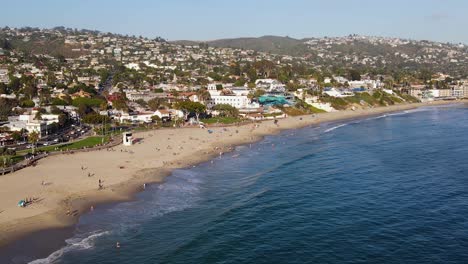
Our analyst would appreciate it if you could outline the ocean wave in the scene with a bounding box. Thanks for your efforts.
[324,123,348,133]
[29,231,110,264]
[364,111,409,121]
[29,168,205,263]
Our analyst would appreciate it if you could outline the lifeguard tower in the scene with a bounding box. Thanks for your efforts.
[123,132,133,146]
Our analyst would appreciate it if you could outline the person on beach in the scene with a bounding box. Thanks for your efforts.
[116,242,120,248]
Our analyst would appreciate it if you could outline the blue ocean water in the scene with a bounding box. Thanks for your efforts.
[30,104,468,264]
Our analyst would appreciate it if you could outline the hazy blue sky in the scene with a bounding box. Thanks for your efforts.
[2,0,468,43]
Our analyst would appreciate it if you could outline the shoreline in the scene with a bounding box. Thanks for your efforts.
[0,100,465,262]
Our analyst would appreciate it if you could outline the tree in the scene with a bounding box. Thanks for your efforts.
[148,98,162,111]
[24,82,38,99]
[11,131,22,142]
[196,89,211,104]
[0,38,13,50]
[58,113,68,127]
[78,104,92,117]
[28,131,40,154]
[72,97,105,108]
[349,69,361,81]
[212,104,239,117]
[175,101,206,122]
[0,83,7,94]
[8,76,21,92]
[135,99,148,108]
[20,99,35,108]
[248,89,265,99]
[112,98,129,112]
[34,111,42,120]
[151,115,161,123]
[230,62,241,76]
[82,113,111,124]
[0,98,17,120]
[234,78,246,87]
[50,105,62,115]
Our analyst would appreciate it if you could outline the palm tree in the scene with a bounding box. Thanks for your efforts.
[196,89,211,104]
[28,131,40,154]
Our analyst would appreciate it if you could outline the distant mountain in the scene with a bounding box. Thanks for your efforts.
[171,40,201,46]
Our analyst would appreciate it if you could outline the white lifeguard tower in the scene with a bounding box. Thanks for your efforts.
[123,132,133,146]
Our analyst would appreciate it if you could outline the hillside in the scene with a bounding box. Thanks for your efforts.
[184,35,468,77]
[207,36,310,56]
[1,31,89,58]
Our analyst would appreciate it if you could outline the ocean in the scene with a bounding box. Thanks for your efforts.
[21,104,468,263]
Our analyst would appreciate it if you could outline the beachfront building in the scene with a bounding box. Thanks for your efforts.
[208,95,259,109]
[323,88,354,98]
[255,79,286,93]
[207,83,260,109]
[118,109,184,123]
[1,110,60,137]
[427,89,452,99]
[294,89,336,112]
[2,117,47,137]
[118,113,154,123]
[347,80,381,90]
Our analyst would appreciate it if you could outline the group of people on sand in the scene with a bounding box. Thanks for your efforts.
[18,197,38,208]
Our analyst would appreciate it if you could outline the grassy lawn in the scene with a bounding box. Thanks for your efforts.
[345,92,379,106]
[263,112,285,117]
[320,96,349,110]
[18,136,110,155]
[308,105,327,113]
[201,117,243,124]
[282,107,308,116]
[0,155,25,168]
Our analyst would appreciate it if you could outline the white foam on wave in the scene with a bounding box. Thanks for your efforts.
[364,111,410,121]
[29,168,205,263]
[323,110,417,133]
[324,123,348,133]
[29,231,110,264]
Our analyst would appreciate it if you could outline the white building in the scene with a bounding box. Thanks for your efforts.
[348,80,380,89]
[255,79,286,93]
[119,113,154,123]
[207,84,259,109]
[209,95,253,109]
[324,88,354,98]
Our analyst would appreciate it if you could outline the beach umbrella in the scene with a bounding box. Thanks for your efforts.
[18,200,25,207]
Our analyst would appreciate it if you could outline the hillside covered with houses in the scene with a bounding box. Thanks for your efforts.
[0,26,467,157]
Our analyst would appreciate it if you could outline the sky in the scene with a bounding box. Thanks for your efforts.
[1,0,468,43]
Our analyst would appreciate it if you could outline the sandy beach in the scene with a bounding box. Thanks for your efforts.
[0,100,464,256]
